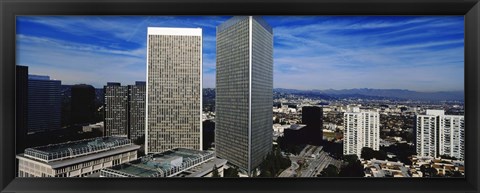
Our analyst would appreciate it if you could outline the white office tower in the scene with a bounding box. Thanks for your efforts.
[145,27,202,154]
[343,110,380,158]
[416,110,465,160]
[215,16,273,175]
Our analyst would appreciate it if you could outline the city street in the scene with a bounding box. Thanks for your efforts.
[279,145,342,177]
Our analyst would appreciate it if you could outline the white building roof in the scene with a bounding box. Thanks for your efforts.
[147,27,202,36]
[426,109,445,116]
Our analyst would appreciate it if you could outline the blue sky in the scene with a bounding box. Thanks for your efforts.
[16,16,464,92]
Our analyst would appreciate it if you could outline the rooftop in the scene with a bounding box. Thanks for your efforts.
[147,27,202,36]
[17,144,140,169]
[288,124,306,130]
[23,136,132,163]
[101,148,215,177]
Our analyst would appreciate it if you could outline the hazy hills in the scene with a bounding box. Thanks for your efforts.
[273,88,464,101]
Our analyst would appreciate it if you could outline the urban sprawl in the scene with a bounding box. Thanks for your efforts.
[16,16,464,178]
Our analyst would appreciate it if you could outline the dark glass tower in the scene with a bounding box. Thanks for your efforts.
[27,75,61,133]
[16,65,28,153]
[302,106,323,145]
[215,16,273,174]
[71,84,95,125]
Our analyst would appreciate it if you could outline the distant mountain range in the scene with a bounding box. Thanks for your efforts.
[273,88,464,102]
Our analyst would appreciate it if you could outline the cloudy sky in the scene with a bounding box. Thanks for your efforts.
[16,16,464,92]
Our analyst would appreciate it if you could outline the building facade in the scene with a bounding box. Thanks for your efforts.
[128,81,146,141]
[343,110,380,157]
[16,65,28,154]
[16,137,140,177]
[416,110,465,160]
[146,27,202,154]
[215,16,273,174]
[438,115,465,160]
[71,84,96,125]
[104,82,129,137]
[27,75,61,133]
[415,111,439,158]
[302,106,323,145]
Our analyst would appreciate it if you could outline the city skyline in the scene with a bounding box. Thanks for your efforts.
[17,16,464,92]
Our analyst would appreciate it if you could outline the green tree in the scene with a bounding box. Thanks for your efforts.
[211,164,220,177]
[259,146,291,177]
[223,167,240,177]
[339,155,364,177]
[420,165,439,177]
[318,164,339,177]
[361,147,388,160]
[452,171,463,177]
[361,147,375,160]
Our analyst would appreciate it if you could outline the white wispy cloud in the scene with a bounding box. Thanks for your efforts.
[17,16,464,91]
[17,35,146,87]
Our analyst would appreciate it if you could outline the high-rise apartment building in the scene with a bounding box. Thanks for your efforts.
[415,110,440,158]
[215,16,273,174]
[439,115,465,160]
[343,108,380,157]
[27,75,61,133]
[128,81,146,141]
[104,82,128,137]
[416,110,464,160]
[71,84,96,125]
[146,27,202,154]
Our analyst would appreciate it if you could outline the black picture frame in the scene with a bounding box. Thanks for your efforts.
[1,0,479,192]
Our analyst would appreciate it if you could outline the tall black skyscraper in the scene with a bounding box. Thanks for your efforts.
[71,84,95,125]
[302,106,323,145]
[16,65,28,153]
[128,81,146,141]
[28,75,61,133]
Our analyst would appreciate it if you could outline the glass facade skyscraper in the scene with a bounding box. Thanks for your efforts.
[146,27,202,154]
[27,75,61,133]
[16,65,28,154]
[215,16,273,174]
[71,84,95,125]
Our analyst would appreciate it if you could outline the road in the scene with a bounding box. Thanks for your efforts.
[279,145,342,177]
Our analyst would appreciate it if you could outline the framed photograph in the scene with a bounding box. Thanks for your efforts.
[1,0,479,192]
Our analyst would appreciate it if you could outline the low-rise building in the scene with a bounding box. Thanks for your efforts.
[100,148,227,177]
[411,155,464,177]
[82,122,104,133]
[363,159,414,177]
[17,136,140,177]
